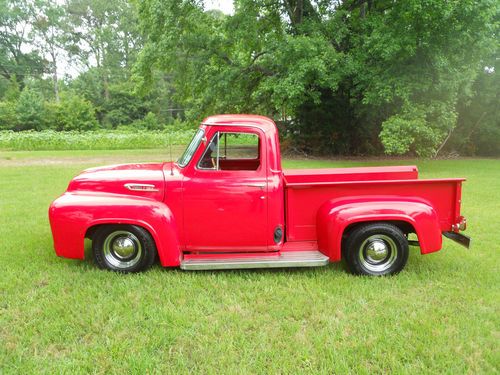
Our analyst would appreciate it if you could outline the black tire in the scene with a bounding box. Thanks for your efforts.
[344,223,409,276]
[92,225,157,273]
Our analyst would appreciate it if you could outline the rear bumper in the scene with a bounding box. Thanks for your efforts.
[443,231,471,249]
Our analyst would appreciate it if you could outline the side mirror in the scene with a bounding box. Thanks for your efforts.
[202,136,207,145]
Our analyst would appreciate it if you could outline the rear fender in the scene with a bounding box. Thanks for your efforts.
[316,198,442,261]
[49,192,181,267]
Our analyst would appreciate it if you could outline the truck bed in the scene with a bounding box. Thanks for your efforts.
[284,166,464,241]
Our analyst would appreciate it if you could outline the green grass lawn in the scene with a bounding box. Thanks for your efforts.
[0,151,498,373]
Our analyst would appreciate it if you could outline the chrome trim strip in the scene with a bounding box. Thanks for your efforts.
[246,183,265,189]
[124,183,159,192]
[180,250,329,270]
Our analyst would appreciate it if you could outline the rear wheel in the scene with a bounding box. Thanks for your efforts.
[92,225,157,273]
[344,223,409,276]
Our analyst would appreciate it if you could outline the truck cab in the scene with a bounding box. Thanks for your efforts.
[170,116,284,252]
[49,114,470,276]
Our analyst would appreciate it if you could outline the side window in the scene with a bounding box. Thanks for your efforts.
[198,132,261,171]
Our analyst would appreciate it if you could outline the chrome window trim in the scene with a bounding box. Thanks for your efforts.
[197,131,220,170]
[177,128,205,168]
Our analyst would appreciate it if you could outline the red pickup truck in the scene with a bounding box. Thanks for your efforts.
[49,114,470,276]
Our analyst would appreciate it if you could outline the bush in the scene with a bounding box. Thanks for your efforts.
[0,91,99,132]
[50,94,99,131]
[0,101,16,130]
[128,112,163,130]
[103,109,130,128]
[380,104,454,157]
[167,117,198,130]
[142,112,162,130]
[15,88,46,131]
[100,83,150,128]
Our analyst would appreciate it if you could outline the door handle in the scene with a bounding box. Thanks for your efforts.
[246,183,265,189]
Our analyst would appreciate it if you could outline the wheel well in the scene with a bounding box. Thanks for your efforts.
[85,224,102,240]
[343,220,415,237]
[85,220,181,268]
[85,223,156,242]
[341,220,416,256]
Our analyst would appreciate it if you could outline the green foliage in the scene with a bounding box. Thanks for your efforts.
[127,112,162,130]
[101,83,150,128]
[1,78,21,101]
[15,88,45,131]
[68,69,106,109]
[0,101,16,130]
[380,111,434,157]
[448,61,500,156]
[0,0,46,87]
[0,0,498,156]
[0,128,195,150]
[136,0,498,156]
[380,103,458,157]
[47,93,99,131]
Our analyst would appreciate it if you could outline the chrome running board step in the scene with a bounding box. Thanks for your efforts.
[180,251,329,270]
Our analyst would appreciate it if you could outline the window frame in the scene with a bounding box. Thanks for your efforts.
[177,128,205,168]
[196,130,262,172]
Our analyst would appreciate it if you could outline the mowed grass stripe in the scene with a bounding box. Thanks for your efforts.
[0,154,498,373]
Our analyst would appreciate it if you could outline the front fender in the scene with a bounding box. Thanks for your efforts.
[49,192,181,267]
[316,198,442,261]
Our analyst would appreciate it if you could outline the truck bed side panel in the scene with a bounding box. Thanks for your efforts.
[285,179,463,241]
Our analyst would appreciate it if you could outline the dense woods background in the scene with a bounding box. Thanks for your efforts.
[0,0,498,156]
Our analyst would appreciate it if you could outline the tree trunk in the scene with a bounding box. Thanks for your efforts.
[51,49,60,103]
[102,46,110,100]
[103,70,110,101]
[434,127,453,158]
[53,68,59,103]
[97,47,110,101]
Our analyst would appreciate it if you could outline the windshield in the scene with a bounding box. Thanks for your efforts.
[177,128,205,167]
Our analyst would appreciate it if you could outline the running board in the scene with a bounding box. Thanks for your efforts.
[180,251,330,270]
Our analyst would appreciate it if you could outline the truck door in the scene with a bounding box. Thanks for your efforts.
[182,128,268,251]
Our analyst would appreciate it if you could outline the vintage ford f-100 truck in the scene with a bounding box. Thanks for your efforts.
[49,114,470,275]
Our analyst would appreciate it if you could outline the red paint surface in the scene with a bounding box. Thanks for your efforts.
[49,114,467,266]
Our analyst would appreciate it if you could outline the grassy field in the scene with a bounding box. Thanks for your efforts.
[0,150,498,373]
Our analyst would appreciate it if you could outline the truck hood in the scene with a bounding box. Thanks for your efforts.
[67,162,166,201]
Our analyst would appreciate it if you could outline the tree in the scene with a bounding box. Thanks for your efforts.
[65,0,142,101]
[0,0,46,88]
[32,0,68,102]
[448,59,500,156]
[135,0,498,156]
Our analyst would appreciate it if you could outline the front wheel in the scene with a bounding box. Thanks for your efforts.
[344,223,409,276]
[92,225,157,273]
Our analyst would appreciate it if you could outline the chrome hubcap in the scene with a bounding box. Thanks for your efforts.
[366,240,388,262]
[112,237,136,259]
[359,234,398,273]
[103,231,142,269]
